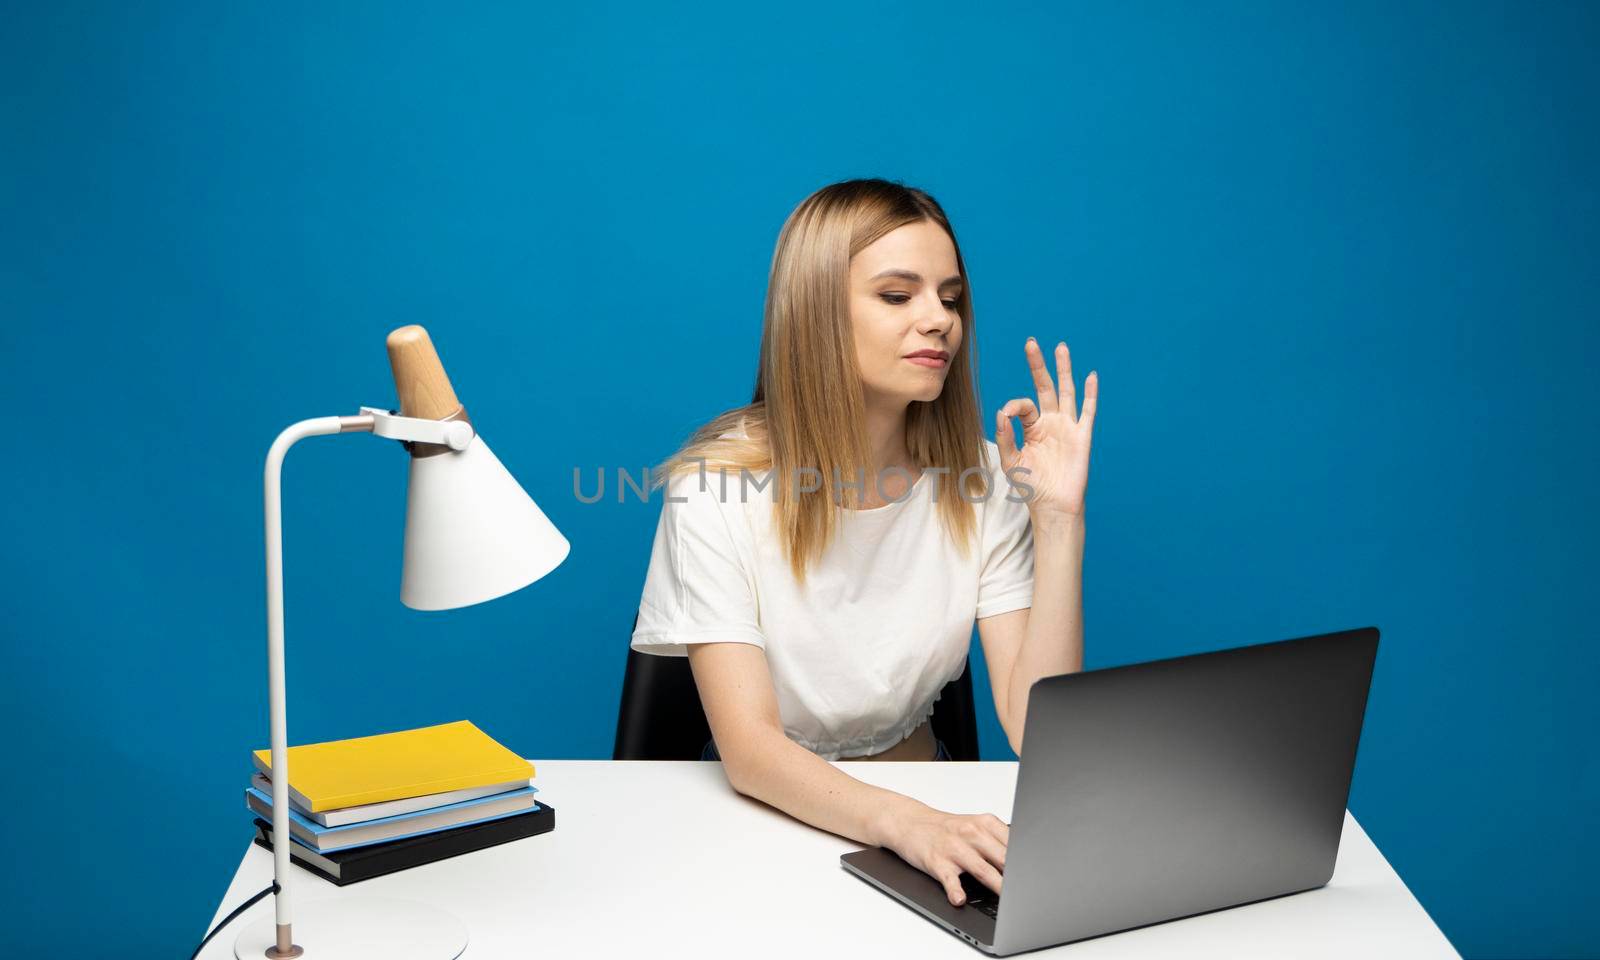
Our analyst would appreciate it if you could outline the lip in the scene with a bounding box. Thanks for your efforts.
[904,349,949,369]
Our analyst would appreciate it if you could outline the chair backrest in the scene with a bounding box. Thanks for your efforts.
[613,613,981,760]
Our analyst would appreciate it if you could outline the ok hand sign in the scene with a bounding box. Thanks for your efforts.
[996,338,1098,519]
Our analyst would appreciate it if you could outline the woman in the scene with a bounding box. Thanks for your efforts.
[630,178,1097,907]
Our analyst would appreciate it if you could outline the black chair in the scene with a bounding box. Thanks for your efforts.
[614,613,981,760]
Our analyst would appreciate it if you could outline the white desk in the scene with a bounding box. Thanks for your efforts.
[201,761,1458,958]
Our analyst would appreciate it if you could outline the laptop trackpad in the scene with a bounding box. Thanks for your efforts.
[841,847,998,947]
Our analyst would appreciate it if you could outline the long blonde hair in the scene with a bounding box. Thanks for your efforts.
[652,178,987,585]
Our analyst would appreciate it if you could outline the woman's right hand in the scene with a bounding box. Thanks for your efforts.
[880,802,1009,906]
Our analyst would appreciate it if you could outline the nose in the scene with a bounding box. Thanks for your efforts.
[915,290,955,335]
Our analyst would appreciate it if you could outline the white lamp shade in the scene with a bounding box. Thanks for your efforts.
[399,433,570,610]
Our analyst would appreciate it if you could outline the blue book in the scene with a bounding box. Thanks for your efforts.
[245,784,540,853]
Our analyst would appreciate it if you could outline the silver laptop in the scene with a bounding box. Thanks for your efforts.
[841,626,1379,955]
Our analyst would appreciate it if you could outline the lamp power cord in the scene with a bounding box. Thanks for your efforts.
[189,882,279,959]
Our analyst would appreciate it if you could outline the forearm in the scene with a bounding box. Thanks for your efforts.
[720,727,928,847]
[1004,512,1086,751]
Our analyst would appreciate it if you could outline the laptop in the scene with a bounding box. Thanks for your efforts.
[840,626,1379,955]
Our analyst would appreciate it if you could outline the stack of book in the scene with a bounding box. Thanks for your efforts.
[247,719,554,886]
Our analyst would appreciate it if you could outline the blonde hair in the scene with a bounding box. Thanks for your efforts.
[652,178,987,585]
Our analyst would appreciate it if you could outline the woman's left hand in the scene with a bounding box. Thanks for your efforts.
[995,337,1098,519]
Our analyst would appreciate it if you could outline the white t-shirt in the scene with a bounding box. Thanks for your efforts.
[629,437,1035,760]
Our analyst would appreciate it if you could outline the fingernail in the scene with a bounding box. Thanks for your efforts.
[1026,336,1035,345]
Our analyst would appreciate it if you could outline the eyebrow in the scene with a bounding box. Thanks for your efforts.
[870,269,964,289]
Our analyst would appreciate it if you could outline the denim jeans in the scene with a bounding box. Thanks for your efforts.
[701,737,952,761]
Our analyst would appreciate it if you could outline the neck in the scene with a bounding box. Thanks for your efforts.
[862,394,912,478]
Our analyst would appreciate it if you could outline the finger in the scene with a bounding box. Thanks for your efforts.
[1024,338,1058,413]
[934,863,968,906]
[952,847,1005,896]
[995,409,1018,466]
[980,813,1011,847]
[1003,396,1044,443]
[963,824,1007,873]
[1080,370,1098,432]
[1055,342,1076,420]
[999,397,1039,434]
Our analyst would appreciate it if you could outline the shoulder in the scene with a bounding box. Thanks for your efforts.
[662,467,726,510]
[978,439,1015,493]
[980,439,1003,474]
[660,462,768,531]
[974,439,1032,520]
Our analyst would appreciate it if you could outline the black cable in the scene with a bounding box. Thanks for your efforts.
[190,881,279,959]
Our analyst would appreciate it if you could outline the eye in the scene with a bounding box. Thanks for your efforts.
[878,292,961,309]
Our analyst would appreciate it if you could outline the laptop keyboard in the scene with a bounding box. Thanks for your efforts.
[958,872,1002,918]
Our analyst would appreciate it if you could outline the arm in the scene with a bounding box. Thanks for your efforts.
[687,640,1010,905]
[980,336,1099,755]
[977,513,1085,755]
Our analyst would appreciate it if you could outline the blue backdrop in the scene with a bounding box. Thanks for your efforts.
[2,2,1594,957]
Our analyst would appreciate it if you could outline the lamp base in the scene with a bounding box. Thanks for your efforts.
[234,897,467,959]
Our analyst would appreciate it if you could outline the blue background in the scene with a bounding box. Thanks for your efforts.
[2,2,1594,956]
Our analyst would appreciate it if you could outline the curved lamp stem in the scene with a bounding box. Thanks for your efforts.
[261,414,374,958]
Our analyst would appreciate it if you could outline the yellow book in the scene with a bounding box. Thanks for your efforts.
[252,720,534,813]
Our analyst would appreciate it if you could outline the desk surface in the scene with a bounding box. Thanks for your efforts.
[202,761,1458,958]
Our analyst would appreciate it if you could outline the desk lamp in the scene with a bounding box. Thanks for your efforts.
[234,325,570,959]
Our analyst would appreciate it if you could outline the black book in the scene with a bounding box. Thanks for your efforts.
[251,802,555,886]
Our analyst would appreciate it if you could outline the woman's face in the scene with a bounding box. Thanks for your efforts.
[848,219,964,408]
